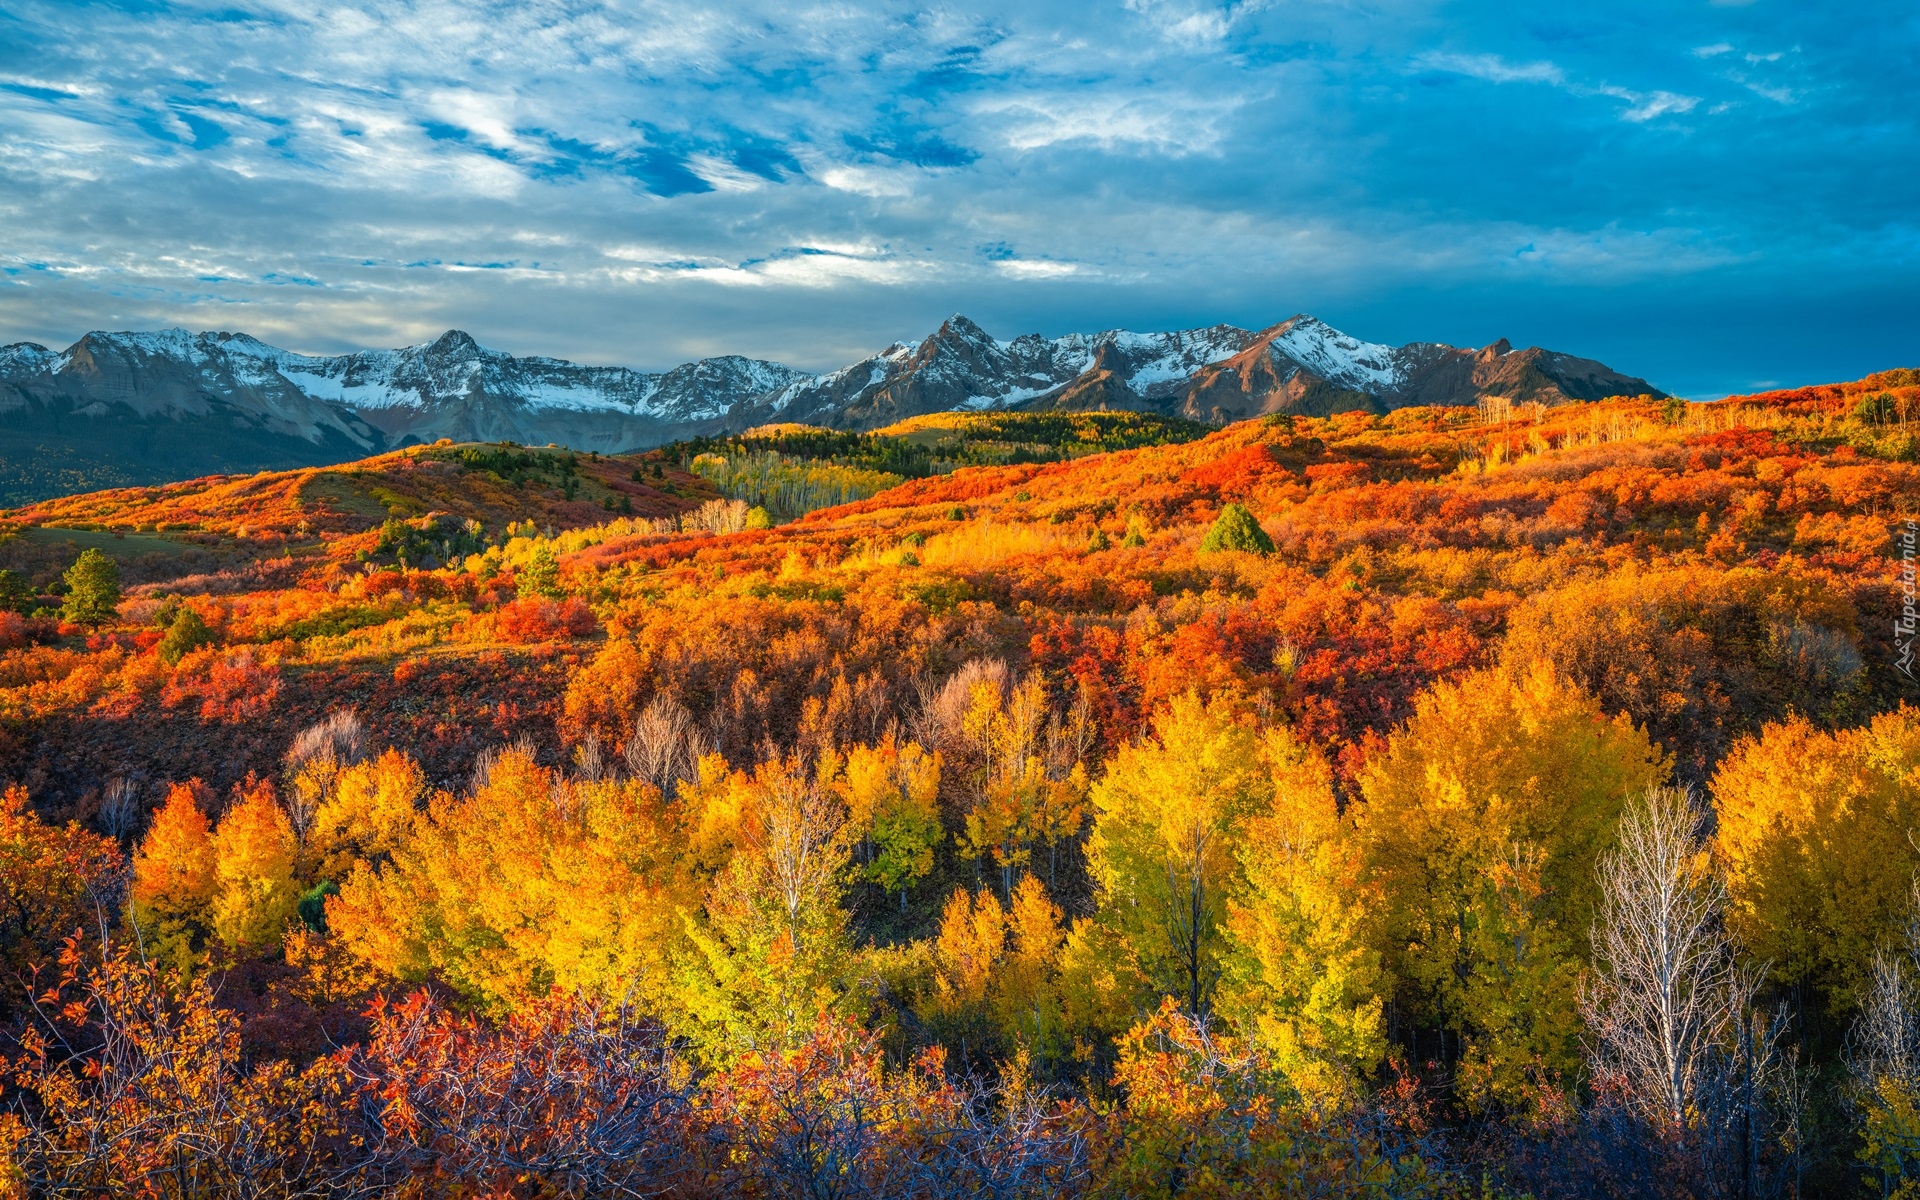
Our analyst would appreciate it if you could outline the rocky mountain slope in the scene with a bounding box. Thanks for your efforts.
[747,314,1663,428]
[0,315,1661,503]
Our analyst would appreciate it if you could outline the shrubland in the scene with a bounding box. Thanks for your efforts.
[0,377,1915,1195]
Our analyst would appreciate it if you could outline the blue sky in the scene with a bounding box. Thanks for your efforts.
[0,0,1913,397]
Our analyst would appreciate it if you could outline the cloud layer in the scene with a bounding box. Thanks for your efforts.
[1,0,1913,397]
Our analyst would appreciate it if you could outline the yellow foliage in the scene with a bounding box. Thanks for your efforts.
[835,736,942,902]
[1219,727,1384,1102]
[1087,692,1268,1015]
[209,781,300,953]
[933,887,1006,1012]
[129,783,217,970]
[1353,660,1667,1095]
[677,754,861,1059]
[954,674,1088,895]
[914,520,1078,568]
[307,748,425,883]
[1713,707,1920,1007]
[928,877,1070,1068]
[329,749,695,1016]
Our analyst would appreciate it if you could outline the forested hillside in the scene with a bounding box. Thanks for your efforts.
[0,372,1916,1196]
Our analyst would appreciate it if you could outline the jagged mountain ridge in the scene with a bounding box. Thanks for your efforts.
[0,314,1662,503]
[748,314,1664,429]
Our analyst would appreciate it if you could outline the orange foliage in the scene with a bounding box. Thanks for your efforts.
[130,782,217,933]
[0,784,122,1011]
[488,595,598,643]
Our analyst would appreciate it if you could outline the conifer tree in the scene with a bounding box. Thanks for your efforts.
[157,607,216,665]
[520,545,563,599]
[1198,503,1273,554]
[60,548,120,627]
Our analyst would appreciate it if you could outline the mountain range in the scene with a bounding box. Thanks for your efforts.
[0,314,1663,504]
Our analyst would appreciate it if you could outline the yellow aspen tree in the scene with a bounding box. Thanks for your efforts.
[837,737,943,910]
[1454,843,1585,1113]
[678,754,860,1059]
[1713,707,1920,1008]
[995,874,1069,1069]
[933,886,1006,1016]
[1219,727,1386,1102]
[328,748,693,1017]
[1086,691,1268,1016]
[307,748,426,883]
[209,780,301,953]
[1353,660,1668,1098]
[954,673,1089,898]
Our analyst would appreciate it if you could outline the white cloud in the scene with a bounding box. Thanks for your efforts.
[1123,0,1232,48]
[1413,52,1566,85]
[816,165,917,197]
[1419,51,1698,123]
[972,91,1244,154]
[994,259,1081,278]
[1604,88,1700,121]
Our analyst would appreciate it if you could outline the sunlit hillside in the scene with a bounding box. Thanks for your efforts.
[1,371,1917,1194]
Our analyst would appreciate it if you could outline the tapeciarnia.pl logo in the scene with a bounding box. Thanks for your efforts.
[1899,518,1918,679]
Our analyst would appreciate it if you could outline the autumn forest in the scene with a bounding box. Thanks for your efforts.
[1,374,1919,1197]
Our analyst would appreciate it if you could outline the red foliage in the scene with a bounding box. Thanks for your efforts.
[160,649,282,721]
[1179,443,1287,494]
[491,596,598,643]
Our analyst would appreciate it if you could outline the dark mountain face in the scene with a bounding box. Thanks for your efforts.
[0,316,1663,503]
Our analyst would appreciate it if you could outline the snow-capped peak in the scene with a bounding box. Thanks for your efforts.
[1266,315,1406,392]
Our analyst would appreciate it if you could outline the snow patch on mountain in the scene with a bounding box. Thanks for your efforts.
[0,343,61,375]
[2,314,1664,466]
[1266,316,1408,392]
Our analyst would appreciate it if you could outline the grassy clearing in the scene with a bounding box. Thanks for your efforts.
[16,526,197,558]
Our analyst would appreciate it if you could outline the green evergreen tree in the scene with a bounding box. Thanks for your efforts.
[520,544,563,599]
[60,548,121,627]
[157,607,217,665]
[0,569,33,613]
[1199,503,1274,555]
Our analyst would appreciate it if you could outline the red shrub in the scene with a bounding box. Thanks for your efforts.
[493,597,597,643]
[160,649,282,722]
[1180,443,1285,493]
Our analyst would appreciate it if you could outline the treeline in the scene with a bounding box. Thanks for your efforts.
[669,411,1214,485]
[689,449,904,520]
